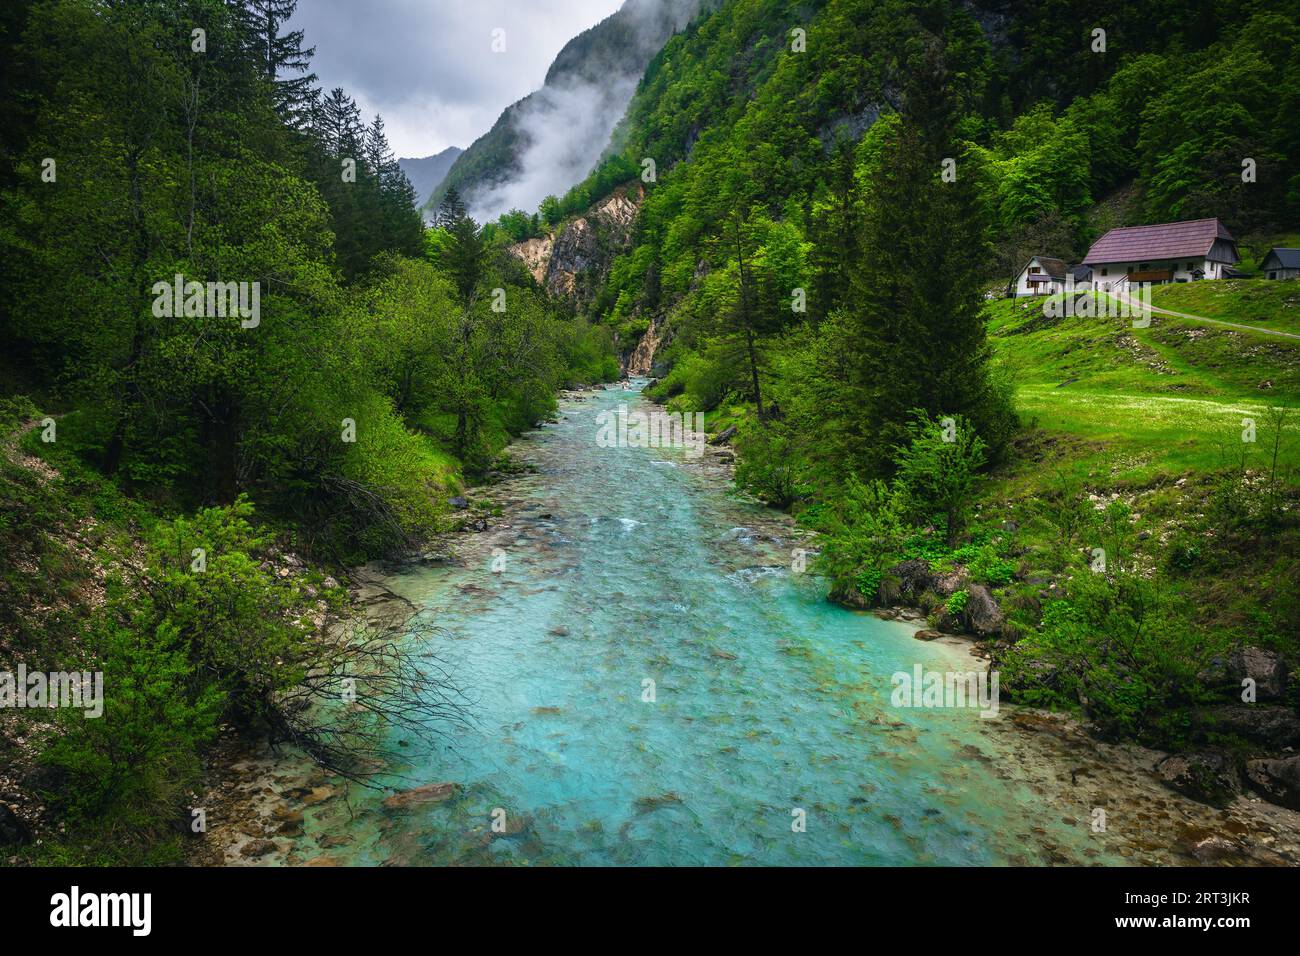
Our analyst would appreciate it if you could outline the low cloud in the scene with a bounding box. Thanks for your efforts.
[288,0,626,157]
[466,0,706,222]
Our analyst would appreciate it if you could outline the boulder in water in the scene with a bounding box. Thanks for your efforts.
[382,782,461,811]
[1245,755,1300,810]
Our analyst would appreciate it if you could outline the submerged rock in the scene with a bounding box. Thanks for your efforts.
[240,838,278,859]
[634,792,684,814]
[382,783,461,811]
[1155,752,1241,806]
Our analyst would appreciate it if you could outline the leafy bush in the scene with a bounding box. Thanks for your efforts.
[1164,534,1202,574]
[734,421,804,508]
[891,412,988,546]
[1002,569,1216,743]
[37,496,335,858]
[43,619,222,823]
[966,543,1017,586]
[816,476,911,602]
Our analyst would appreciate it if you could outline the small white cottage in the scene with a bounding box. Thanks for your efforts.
[1010,257,1091,297]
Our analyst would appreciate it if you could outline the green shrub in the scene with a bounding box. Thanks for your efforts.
[1001,570,1218,743]
[967,544,1017,586]
[42,619,222,822]
[734,420,804,508]
[816,476,911,601]
[891,412,988,546]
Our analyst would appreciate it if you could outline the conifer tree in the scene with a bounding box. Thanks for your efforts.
[843,30,1008,472]
[231,0,317,127]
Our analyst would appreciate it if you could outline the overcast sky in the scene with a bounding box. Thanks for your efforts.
[288,0,625,159]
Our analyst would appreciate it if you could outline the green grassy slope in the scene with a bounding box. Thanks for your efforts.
[987,289,1300,482]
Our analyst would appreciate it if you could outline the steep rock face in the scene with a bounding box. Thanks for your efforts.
[512,235,554,286]
[508,184,643,311]
[625,317,661,376]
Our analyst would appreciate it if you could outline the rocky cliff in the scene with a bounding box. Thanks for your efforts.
[625,316,662,376]
[507,184,643,312]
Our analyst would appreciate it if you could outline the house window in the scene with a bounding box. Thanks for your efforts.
[1140,263,1149,270]
[1187,262,1194,270]
[1029,266,1041,274]
[1100,268,1108,277]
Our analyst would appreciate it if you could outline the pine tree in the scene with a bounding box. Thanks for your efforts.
[231,0,317,127]
[364,115,396,180]
[842,27,1008,473]
[435,186,468,229]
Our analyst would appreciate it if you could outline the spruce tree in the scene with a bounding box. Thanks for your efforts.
[435,186,468,229]
[232,0,317,127]
[844,31,1006,473]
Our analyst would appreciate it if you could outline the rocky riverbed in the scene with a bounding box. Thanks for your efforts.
[191,384,1300,866]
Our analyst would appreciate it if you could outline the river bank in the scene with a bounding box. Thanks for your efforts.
[191,384,1300,866]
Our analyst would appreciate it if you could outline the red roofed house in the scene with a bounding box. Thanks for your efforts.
[1084,218,1239,290]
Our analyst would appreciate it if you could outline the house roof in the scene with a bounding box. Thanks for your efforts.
[1263,247,1300,270]
[1026,256,1067,280]
[1069,264,1092,281]
[1083,218,1235,264]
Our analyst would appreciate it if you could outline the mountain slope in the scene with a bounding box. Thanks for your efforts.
[397,146,463,210]
[424,0,712,222]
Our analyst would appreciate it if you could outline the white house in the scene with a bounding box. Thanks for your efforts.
[1260,247,1300,280]
[1011,256,1067,296]
[1084,218,1239,290]
[1010,257,1091,297]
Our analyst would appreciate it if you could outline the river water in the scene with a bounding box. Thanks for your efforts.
[290,382,1152,866]
[195,383,1300,866]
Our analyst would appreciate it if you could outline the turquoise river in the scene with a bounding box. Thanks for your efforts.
[288,383,1241,866]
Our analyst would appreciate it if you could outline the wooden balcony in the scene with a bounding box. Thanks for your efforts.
[1128,269,1173,282]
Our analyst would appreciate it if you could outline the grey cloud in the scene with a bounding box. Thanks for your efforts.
[289,0,626,157]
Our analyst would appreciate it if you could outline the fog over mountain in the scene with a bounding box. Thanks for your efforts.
[287,0,626,158]
[430,0,711,222]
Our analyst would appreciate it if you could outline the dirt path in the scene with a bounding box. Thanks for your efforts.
[1112,289,1300,342]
